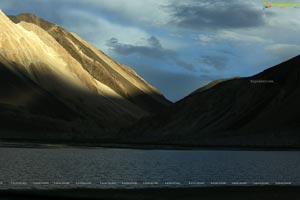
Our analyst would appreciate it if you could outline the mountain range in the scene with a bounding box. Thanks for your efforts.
[1,11,300,147]
[127,56,300,147]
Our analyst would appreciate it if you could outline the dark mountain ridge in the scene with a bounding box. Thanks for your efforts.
[125,56,300,147]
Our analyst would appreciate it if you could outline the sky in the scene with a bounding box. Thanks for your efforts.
[1,0,300,101]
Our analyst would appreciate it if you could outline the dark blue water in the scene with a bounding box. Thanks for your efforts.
[0,147,300,189]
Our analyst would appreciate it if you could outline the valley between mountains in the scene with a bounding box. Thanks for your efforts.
[1,11,300,148]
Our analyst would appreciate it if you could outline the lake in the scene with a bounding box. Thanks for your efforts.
[0,147,300,189]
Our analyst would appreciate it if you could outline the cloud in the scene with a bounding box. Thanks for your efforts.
[168,0,266,30]
[58,9,151,52]
[200,55,228,70]
[147,36,162,49]
[265,44,300,60]
[174,60,195,72]
[106,36,173,58]
[197,30,268,46]
[0,0,171,27]
[106,36,196,71]
[215,31,267,43]
[73,0,171,26]
[197,34,213,45]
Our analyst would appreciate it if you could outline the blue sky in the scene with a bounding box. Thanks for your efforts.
[1,0,300,101]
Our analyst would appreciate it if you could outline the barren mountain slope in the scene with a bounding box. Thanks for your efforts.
[9,13,171,113]
[0,10,168,140]
[127,56,300,147]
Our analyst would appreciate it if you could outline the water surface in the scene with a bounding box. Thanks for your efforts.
[0,147,299,189]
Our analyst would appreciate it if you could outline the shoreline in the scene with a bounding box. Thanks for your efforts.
[1,186,300,200]
[1,140,300,151]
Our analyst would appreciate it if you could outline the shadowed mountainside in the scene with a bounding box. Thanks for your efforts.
[9,13,171,113]
[0,10,170,140]
[126,56,300,147]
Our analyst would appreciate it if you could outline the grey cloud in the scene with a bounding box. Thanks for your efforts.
[106,37,174,58]
[200,55,228,70]
[168,0,265,30]
[147,36,162,49]
[265,44,300,60]
[106,36,196,71]
[174,60,195,72]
